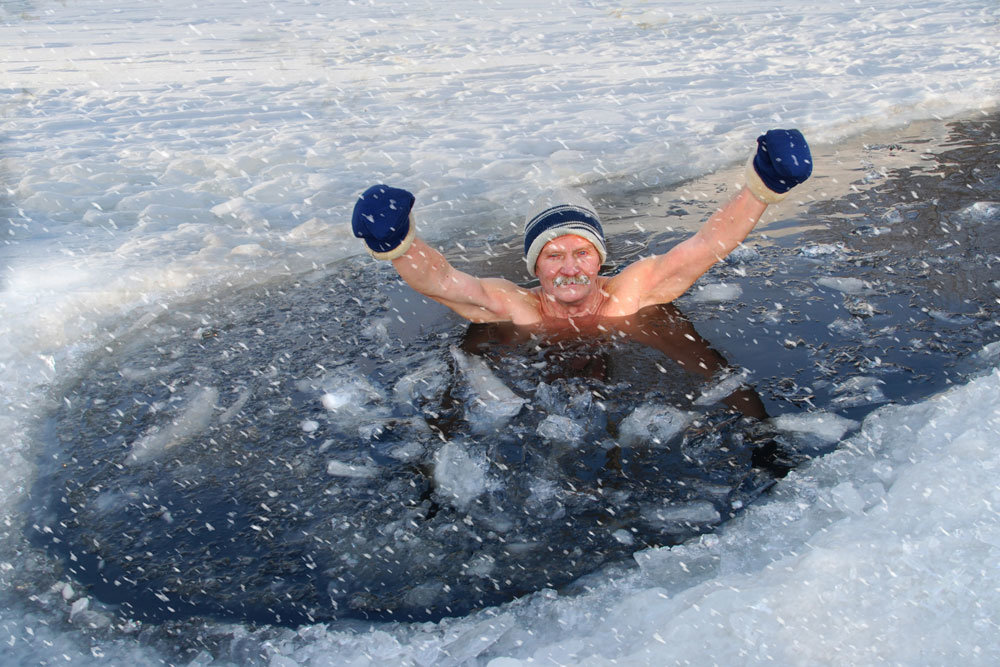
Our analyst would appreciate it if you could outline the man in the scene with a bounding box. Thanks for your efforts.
[352,129,812,326]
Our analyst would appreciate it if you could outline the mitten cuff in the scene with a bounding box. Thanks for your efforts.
[745,154,789,205]
[368,216,416,260]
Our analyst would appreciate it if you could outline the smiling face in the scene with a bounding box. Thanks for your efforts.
[534,234,603,307]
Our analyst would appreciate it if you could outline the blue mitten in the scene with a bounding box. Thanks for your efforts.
[745,129,812,204]
[352,184,416,259]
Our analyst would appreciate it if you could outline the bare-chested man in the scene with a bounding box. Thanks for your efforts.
[351,129,812,327]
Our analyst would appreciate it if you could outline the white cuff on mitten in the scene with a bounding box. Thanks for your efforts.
[745,155,789,205]
[368,215,416,260]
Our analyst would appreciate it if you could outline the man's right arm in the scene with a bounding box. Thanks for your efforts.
[350,184,533,323]
[391,237,534,323]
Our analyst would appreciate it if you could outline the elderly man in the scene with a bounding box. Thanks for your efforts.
[352,129,811,326]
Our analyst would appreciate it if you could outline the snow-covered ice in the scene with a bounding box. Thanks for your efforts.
[2,0,1000,664]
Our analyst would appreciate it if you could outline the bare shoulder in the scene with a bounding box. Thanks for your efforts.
[602,246,696,314]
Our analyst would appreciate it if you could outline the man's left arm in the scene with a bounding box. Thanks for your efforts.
[609,129,813,310]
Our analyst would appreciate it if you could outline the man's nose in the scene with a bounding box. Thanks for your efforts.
[560,254,580,272]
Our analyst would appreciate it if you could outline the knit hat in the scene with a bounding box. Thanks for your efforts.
[523,190,607,275]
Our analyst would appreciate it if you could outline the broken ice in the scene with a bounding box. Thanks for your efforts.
[618,403,696,447]
[450,346,525,431]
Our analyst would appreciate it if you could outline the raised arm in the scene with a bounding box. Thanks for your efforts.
[391,237,536,322]
[607,129,812,312]
[351,184,534,323]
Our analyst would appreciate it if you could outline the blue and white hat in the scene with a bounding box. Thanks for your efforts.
[523,190,607,275]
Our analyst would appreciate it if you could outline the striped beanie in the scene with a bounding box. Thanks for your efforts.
[523,190,607,276]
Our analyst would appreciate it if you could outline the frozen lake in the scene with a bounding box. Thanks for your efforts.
[3,0,1000,664]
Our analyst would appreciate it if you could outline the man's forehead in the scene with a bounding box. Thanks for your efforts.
[542,234,597,251]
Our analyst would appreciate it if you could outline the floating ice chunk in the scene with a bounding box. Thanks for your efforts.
[618,403,696,447]
[975,341,1000,364]
[360,318,390,345]
[536,414,586,442]
[218,387,251,424]
[394,357,448,406]
[534,381,600,423]
[127,386,218,464]
[403,580,445,608]
[312,372,383,413]
[694,369,749,406]
[771,411,859,445]
[640,500,721,532]
[117,361,182,382]
[67,594,112,629]
[844,296,879,318]
[828,317,865,336]
[326,460,377,478]
[831,376,887,408]
[725,244,759,264]
[689,282,742,303]
[386,441,425,462]
[526,477,560,509]
[799,243,844,259]
[927,310,974,325]
[463,553,497,578]
[612,529,635,546]
[955,201,1000,222]
[816,276,867,294]
[69,597,89,618]
[300,420,319,433]
[880,207,904,224]
[433,441,488,510]
[450,346,524,430]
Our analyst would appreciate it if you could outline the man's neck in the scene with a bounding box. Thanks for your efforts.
[536,283,608,321]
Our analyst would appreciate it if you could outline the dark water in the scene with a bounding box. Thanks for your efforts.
[25,112,1000,629]
[26,266,778,627]
[605,113,1000,421]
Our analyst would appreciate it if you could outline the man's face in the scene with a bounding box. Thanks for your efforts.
[534,234,602,304]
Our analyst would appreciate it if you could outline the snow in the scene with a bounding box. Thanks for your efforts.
[1,0,1000,664]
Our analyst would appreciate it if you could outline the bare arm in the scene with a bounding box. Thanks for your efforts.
[606,186,767,311]
[392,237,536,323]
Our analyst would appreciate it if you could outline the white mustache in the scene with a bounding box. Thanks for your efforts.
[553,274,591,287]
